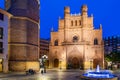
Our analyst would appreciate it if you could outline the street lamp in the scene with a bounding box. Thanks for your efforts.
[42,55,48,73]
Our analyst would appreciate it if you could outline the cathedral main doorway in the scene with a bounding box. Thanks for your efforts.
[54,59,59,68]
[71,57,79,69]
[93,59,99,68]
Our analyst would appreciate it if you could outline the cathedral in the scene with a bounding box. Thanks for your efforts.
[49,5,104,69]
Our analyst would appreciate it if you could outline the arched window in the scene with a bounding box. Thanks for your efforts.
[54,40,58,46]
[73,36,79,42]
[79,20,81,26]
[94,38,98,45]
[71,21,73,26]
[75,20,77,26]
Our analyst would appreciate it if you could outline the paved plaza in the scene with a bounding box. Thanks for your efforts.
[0,69,120,80]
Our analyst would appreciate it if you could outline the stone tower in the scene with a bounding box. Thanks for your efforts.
[5,0,40,71]
[49,5,104,70]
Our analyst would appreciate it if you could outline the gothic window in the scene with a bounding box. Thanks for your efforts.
[0,13,4,21]
[75,20,77,26]
[94,38,98,45]
[73,36,79,42]
[71,21,73,26]
[79,20,81,26]
[54,40,58,46]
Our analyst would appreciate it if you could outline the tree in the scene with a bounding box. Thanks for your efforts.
[105,52,120,63]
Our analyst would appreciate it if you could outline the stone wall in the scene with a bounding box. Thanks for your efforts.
[9,61,39,71]
[6,0,40,72]
[6,0,39,22]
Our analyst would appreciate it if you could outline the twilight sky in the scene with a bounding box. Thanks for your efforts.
[0,0,120,39]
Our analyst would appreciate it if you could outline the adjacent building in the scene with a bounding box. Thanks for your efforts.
[39,38,50,58]
[49,5,104,69]
[104,36,120,54]
[39,38,50,68]
[0,9,12,73]
[5,0,40,71]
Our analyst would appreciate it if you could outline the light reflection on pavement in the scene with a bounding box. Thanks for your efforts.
[0,70,81,80]
[1,70,120,80]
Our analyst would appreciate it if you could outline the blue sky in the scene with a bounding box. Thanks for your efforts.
[0,0,120,39]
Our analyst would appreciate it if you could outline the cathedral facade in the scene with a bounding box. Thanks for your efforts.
[49,5,104,69]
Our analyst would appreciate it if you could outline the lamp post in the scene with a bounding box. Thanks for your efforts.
[42,55,48,73]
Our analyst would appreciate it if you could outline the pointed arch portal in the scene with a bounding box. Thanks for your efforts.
[93,59,99,68]
[71,57,79,69]
[54,59,59,68]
